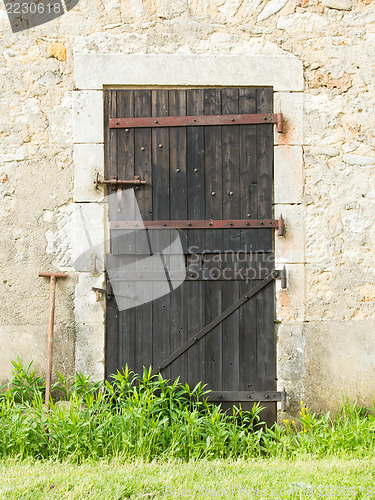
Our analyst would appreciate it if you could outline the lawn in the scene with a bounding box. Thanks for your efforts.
[1,457,375,499]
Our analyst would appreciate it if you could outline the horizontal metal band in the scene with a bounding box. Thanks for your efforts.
[206,391,284,402]
[110,219,280,230]
[109,113,283,132]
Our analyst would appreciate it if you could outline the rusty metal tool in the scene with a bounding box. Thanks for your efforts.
[39,271,67,406]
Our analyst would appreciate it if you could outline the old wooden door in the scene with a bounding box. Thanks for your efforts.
[104,88,284,424]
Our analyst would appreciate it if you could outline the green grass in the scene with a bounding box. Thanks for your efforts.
[1,357,375,484]
[1,457,375,499]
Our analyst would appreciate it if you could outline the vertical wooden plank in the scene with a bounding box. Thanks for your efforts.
[203,88,223,391]
[256,281,276,391]
[239,88,258,253]
[221,88,240,391]
[104,89,119,379]
[186,89,205,388]
[151,89,171,380]
[186,90,205,254]
[169,89,188,383]
[134,90,153,375]
[256,88,274,253]
[117,90,136,373]
[221,88,241,253]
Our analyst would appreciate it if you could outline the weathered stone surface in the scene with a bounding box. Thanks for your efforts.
[72,91,103,143]
[274,146,303,204]
[304,322,375,413]
[74,54,304,92]
[322,0,352,10]
[276,264,305,322]
[275,205,305,264]
[274,92,304,146]
[74,144,104,202]
[72,203,105,272]
[343,154,375,166]
[257,0,288,22]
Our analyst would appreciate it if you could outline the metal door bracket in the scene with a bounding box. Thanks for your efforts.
[94,173,146,190]
[275,266,287,289]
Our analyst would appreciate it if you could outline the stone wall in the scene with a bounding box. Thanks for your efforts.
[0,0,374,416]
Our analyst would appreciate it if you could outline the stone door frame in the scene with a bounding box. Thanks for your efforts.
[72,53,305,408]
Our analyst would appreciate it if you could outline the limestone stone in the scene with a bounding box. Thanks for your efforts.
[257,0,288,22]
[72,91,103,143]
[343,154,375,166]
[74,274,106,326]
[274,92,304,146]
[47,43,67,62]
[74,144,104,202]
[276,324,306,381]
[74,54,304,92]
[304,322,375,413]
[276,264,305,322]
[274,146,303,204]
[72,203,105,273]
[75,323,105,380]
[322,0,352,10]
[274,205,305,264]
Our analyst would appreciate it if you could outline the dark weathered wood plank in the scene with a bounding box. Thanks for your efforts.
[116,90,136,372]
[187,89,205,254]
[239,88,258,252]
[221,88,240,391]
[104,89,119,378]
[256,88,273,253]
[202,88,223,391]
[221,88,241,252]
[169,90,188,382]
[186,89,205,386]
[134,90,153,374]
[256,280,276,391]
[151,90,171,379]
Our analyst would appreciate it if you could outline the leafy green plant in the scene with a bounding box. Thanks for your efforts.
[1,359,375,463]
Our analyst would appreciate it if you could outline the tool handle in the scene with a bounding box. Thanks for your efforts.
[39,272,67,278]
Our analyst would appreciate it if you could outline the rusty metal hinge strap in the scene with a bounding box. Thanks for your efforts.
[110,113,284,133]
[152,270,278,375]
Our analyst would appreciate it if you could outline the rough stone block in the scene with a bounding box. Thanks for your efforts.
[274,146,303,204]
[304,321,375,413]
[74,144,105,202]
[72,203,105,273]
[276,264,305,322]
[322,0,352,10]
[74,273,106,325]
[274,204,305,264]
[276,323,306,381]
[74,54,304,92]
[75,323,105,380]
[73,91,103,143]
[274,92,303,146]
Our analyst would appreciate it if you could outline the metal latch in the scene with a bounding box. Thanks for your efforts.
[94,174,146,190]
[276,266,287,289]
